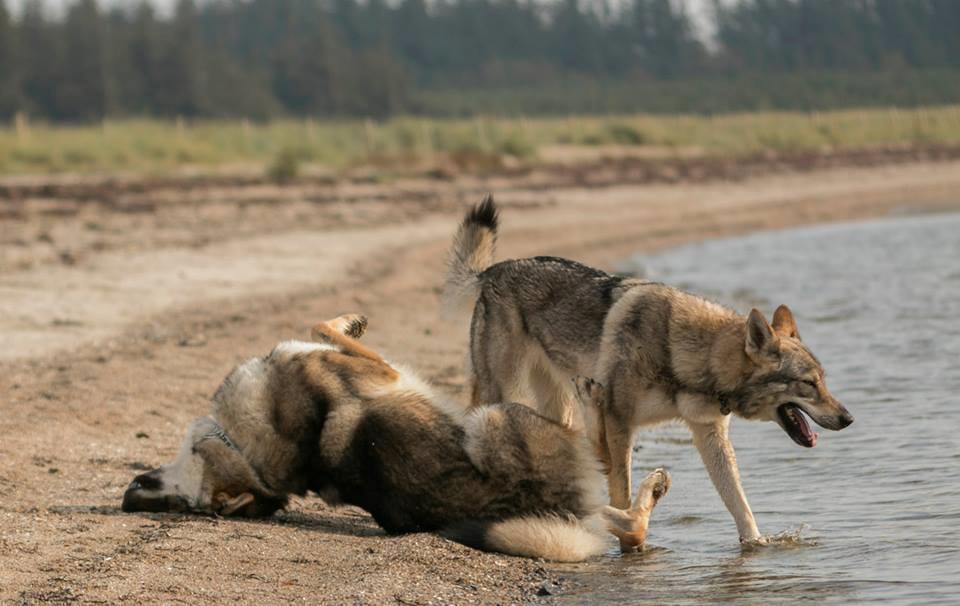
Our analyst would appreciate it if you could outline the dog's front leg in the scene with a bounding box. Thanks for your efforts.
[605,411,635,511]
[688,418,761,542]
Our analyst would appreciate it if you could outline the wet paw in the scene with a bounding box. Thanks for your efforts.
[740,535,769,547]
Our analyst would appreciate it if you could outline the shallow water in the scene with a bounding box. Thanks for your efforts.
[556,212,960,604]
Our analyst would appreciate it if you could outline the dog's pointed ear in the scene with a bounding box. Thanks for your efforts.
[771,304,800,340]
[215,491,256,516]
[745,308,780,361]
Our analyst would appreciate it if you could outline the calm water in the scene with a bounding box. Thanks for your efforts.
[556,212,960,605]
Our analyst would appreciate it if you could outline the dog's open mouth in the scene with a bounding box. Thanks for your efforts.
[777,404,818,448]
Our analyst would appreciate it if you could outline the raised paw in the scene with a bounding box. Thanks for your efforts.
[311,314,368,344]
[647,468,671,502]
[329,314,368,338]
[633,468,671,513]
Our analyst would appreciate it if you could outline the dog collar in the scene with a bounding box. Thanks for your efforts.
[717,392,734,416]
[202,422,241,452]
[200,420,279,497]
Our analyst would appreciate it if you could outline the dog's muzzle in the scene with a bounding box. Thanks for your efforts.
[121,475,190,513]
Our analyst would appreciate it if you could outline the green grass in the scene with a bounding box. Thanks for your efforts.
[2,106,960,177]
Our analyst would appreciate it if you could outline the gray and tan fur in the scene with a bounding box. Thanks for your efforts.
[445,197,854,544]
[121,314,671,561]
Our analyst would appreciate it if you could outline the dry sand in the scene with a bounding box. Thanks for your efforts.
[2,160,960,604]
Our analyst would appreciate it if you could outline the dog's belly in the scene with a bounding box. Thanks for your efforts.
[629,389,725,427]
[632,387,682,426]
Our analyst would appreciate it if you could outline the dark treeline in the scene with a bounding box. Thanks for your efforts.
[1,0,960,121]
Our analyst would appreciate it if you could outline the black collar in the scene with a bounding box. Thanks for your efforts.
[202,421,241,452]
[198,419,284,502]
[717,391,735,416]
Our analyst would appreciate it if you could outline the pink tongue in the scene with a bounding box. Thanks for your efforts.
[796,411,818,446]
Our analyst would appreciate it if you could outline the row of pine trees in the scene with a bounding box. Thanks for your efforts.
[1,0,959,121]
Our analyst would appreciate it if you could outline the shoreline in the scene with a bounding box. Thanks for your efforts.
[2,160,960,603]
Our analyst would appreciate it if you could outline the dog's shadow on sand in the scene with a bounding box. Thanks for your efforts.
[48,503,386,538]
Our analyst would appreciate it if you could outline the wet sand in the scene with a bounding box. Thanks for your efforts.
[2,159,960,604]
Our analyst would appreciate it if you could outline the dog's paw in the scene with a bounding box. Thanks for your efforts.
[648,468,671,502]
[326,314,367,338]
[636,468,671,507]
[740,535,769,547]
[342,314,368,338]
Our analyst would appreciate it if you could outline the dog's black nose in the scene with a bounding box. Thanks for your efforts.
[121,485,141,512]
[837,412,854,428]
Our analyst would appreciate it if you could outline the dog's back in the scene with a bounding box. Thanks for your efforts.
[476,256,626,364]
[445,197,640,423]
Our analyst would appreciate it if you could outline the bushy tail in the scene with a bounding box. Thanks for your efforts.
[443,514,607,562]
[442,195,499,318]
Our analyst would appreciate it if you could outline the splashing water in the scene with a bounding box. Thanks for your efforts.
[741,525,817,551]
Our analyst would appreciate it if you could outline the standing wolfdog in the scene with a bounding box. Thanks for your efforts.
[445,197,854,544]
[121,314,671,559]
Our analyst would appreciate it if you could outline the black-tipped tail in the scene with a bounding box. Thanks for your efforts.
[443,195,500,318]
[465,194,499,232]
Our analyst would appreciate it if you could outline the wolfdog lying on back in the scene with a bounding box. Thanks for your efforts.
[445,197,854,546]
[121,314,671,560]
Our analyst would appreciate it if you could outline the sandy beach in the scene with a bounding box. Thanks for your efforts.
[3,159,960,604]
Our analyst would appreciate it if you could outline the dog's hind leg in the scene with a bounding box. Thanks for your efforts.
[529,360,578,429]
[603,468,671,552]
[468,301,528,407]
[313,314,368,340]
[468,299,501,407]
[310,315,390,366]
